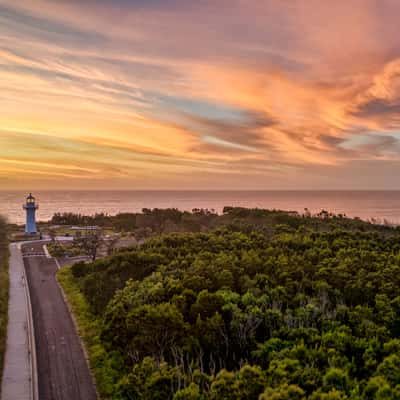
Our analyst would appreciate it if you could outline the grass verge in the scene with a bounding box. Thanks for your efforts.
[0,217,9,390]
[57,267,120,399]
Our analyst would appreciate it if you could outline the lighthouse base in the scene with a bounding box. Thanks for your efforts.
[12,231,41,241]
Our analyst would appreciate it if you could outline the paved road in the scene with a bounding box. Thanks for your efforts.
[23,242,97,400]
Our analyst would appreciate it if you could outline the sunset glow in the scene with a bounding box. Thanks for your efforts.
[1,0,400,189]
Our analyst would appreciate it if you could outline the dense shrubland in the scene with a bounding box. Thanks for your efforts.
[64,209,400,399]
[50,206,393,237]
[0,216,8,383]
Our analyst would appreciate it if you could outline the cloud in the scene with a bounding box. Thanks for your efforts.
[349,59,400,130]
[353,99,400,126]
[1,1,400,188]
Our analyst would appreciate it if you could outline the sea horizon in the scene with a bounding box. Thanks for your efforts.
[3,190,400,225]
[3,189,400,192]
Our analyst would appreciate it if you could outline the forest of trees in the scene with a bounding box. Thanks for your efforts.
[0,216,8,383]
[64,209,400,399]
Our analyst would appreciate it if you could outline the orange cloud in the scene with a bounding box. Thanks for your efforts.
[1,1,400,189]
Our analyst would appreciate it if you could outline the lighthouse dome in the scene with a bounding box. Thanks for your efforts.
[27,193,35,203]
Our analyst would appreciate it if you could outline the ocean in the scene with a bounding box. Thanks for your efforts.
[1,190,400,225]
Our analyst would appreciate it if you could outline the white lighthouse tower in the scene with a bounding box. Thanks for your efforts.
[23,193,38,235]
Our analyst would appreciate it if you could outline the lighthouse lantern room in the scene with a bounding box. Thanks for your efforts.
[23,193,39,235]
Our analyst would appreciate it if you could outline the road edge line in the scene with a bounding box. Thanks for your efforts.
[43,244,51,259]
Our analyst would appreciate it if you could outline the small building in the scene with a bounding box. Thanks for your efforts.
[23,193,39,234]
[71,226,99,231]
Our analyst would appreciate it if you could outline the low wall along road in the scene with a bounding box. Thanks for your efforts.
[1,243,35,400]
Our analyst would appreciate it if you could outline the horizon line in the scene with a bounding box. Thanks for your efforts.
[3,189,400,192]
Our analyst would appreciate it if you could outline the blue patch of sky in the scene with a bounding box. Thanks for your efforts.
[77,0,189,11]
[202,135,258,152]
[340,134,375,150]
[340,132,384,149]
[0,4,107,48]
[340,131,400,150]
[389,131,400,140]
[0,64,77,82]
[156,95,247,123]
[0,62,150,110]
[90,56,181,81]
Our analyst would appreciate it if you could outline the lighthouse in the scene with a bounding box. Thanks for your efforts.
[23,193,39,235]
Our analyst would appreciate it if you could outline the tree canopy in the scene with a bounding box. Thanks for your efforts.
[67,209,400,399]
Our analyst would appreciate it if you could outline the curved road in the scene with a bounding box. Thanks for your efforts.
[22,242,97,400]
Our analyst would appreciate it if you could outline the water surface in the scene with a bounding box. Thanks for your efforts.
[1,191,400,225]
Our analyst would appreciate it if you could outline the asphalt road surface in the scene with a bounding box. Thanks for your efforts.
[23,242,97,400]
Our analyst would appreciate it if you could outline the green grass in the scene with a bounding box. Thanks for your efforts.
[57,267,121,399]
[0,217,9,389]
[44,226,116,237]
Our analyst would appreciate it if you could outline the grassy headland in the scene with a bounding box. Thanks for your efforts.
[58,208,400,399]
[0,216,9,386]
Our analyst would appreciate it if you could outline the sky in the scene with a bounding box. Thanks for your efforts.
[1,0,400,190]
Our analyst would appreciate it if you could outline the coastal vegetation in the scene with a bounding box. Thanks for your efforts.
[50,207,394,237]
[0,216,8,384]
[58,208,400,399]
